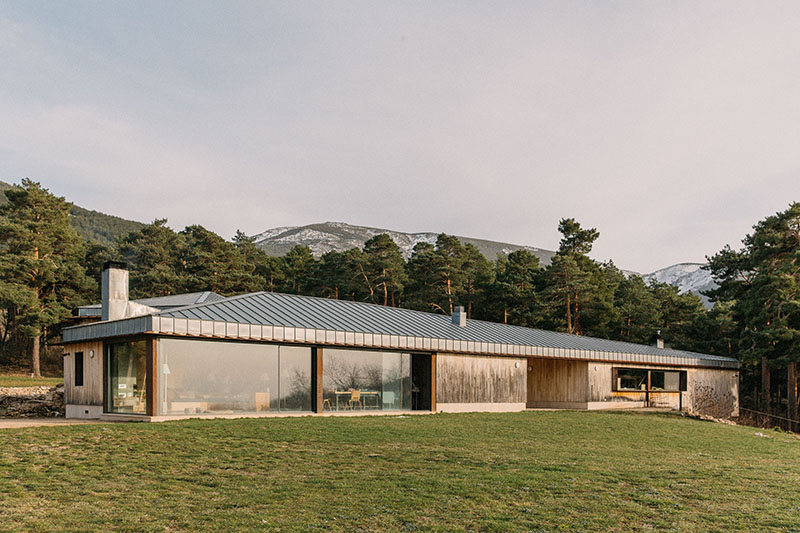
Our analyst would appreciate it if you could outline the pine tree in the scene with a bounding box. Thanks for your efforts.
[181,225,263,295]
[0,180,94,375]
[281,245,315,295]
[363,234,407,306]
[706,202,800,421]
[118,219,191,298]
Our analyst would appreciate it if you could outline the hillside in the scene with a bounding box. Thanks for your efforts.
[253,221,558,264]
[642,263,717,307]
[0,180,145,247]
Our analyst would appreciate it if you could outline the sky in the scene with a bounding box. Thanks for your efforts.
[1,1,798,273]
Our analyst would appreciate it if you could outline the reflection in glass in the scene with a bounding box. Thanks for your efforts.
[322,349,412,411]
[616,368,648,391]
[107,341,147,414]
[279,345,312,411]
[158,339,311,415]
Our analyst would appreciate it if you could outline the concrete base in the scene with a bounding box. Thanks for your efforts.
[437,402,526,413]
[527,401,647,410]
[66,404,103,419]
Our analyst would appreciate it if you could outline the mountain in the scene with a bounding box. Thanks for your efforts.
[641,263,717,307]
[253,221,719,306]
[252,222,558,264]
[0,180,145,247]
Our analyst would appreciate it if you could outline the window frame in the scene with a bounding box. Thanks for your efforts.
[612,367,687,393]
[74,352,84,387]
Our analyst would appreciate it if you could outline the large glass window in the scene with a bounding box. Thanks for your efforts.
[158,339,311,415]
[322,349,412,411]
[613,368,686,392]
[107,341,147,414]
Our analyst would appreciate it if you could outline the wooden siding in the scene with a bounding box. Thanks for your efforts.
[436,354,525,404]
[527,358,588,403]
[686,367,739,417]
[63,341,104,406]
[589,362,738,413]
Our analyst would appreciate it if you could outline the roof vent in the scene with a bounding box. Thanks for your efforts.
[452,306,467,327]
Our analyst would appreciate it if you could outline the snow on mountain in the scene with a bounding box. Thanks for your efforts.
[251,222,555,264]
[641,263,718,307]
[252,222,717,306]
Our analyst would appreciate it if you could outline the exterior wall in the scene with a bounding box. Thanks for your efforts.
[527,359,589,407]
[686,367,739,418]
[593,362,679,410]
[436,353,526,412]
[63,340,104,419]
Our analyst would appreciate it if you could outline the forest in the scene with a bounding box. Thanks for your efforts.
[0,180,797,422]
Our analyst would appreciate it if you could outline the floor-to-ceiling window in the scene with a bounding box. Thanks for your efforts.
[322,348,412,411]
[107,340,147,414]
[157,339,312,415]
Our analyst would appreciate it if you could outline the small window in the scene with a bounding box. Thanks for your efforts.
[74,352,84,387]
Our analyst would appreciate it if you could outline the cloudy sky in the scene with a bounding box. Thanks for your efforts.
[1,1,798,273]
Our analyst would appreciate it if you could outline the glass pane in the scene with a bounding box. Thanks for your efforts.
[663,371,680,391]
[322,349,412,411]
[279,346,312,411]
[108,341,147,414]
[159,339,279,415]
[650,371,665,390]
[616,368,648,391]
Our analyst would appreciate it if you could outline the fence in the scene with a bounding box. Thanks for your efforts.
[737,407,798,433]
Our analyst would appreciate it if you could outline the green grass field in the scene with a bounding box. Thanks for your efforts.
[0,375,62,388]
[0,411,798,532]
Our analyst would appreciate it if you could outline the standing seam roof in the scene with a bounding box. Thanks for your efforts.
[153,291,737,366]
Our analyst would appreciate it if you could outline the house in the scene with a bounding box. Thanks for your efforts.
[62,262,739,421]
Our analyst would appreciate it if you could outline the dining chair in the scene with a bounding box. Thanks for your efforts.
[346,389,363,410]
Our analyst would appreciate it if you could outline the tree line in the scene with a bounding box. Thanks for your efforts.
[1,181,797,425]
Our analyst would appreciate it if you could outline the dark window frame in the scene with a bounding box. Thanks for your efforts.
[612,367,687,392]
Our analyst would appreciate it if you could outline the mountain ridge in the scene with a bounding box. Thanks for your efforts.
[253,221,718,305]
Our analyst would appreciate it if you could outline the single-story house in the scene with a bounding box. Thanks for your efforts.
[62,262,739,421]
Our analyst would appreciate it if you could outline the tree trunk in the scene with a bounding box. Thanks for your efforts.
[31,335,41,378]
[565,292,572,334]
[788,362,797,432]
[761,356,771,415]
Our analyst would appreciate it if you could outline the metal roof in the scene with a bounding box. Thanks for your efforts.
[63,291,738,369]
[77,292,225,316]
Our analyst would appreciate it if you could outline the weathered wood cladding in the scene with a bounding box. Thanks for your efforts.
[436,354,525,404]
[63,340,104,406]
[589,362,738,414]
[528,359,589,403]
[687,367,739,417]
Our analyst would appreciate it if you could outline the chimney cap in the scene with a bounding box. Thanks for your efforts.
[103,260,128,271]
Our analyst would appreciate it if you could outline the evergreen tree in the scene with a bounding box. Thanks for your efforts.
[181,225,262,295]
[0,180,94,375]
[310,249,366,301]
[541,219,606,335]
[281,245,315,295]
[118,219,191,298]
[613,274,660,344]
[362,234,407,307]
[487,250,540,326]
[706,203,800,420]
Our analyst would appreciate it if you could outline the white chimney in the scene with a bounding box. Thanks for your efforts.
[652,330,665,349]
[452,305,467,327]
[102,261,129,321]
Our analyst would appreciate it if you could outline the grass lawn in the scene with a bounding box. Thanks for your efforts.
[0,374,62,388]
[0,411,798,532]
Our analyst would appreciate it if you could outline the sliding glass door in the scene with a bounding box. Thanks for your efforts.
[107,340,147,414]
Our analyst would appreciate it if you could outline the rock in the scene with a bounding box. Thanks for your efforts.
[0,384,65,418]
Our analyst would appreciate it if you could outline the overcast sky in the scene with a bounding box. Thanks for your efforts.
[1,2,798,273]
